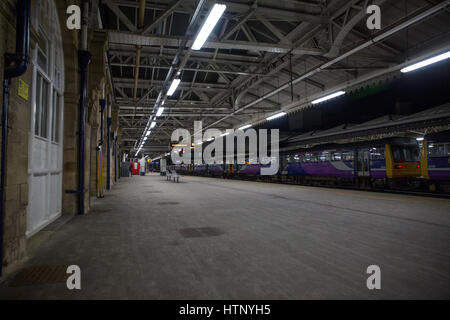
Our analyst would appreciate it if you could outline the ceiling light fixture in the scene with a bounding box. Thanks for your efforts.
[401,51,450,73]
[192,4,227,51]
[266,112,286,121]
[156,107,164,117]
[167,79,181,96]
[238,124,252,130]
[312,91,346,104]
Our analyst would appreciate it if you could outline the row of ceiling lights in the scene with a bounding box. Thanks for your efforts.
[135,2,450,157]
[145,49,450,157]
[135,3,227,156]
[189,50,450,147]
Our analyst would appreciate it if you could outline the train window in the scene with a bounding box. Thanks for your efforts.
[391,146,420,162]
[319,152,330,162]
[428,143,450,157]
[331,152,342,161]
[342,152,354,161]
[370,147,385,160]
[303,153,313,162]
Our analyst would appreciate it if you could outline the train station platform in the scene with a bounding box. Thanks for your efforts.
[0,174,449,299]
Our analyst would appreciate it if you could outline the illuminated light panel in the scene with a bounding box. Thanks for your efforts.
[401,51,450,73]
[238,124,252,130]
[266,112,286,121]
[192,4,227,51]
[167,79,181,96]
[312,91,346,105]
[156,107,164,117]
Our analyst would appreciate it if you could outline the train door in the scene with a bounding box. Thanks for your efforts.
[27,0,64,237]
[357,150,370,177]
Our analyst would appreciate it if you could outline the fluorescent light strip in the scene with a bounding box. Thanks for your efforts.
[156,107,164,117]
[266,112,286,121]
[167,79,181,96]
[192,4,227,51]
[220,132,230,137]
[150,121,156,129]
[146,131,151,137]
[312,91,346,104]
[401,51,450,73]
[238,124,252,130]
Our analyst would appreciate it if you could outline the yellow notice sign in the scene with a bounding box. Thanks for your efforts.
[18,79,29,101]
[147,158,152,162]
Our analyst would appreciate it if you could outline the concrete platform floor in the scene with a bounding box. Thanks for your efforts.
[1,173,449,299]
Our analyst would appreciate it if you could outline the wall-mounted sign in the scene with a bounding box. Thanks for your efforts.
[18,79,29,101]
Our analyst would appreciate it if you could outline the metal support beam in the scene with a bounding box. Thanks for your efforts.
[108,32,324,55]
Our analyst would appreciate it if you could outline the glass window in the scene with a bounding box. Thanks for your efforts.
[39,0,50,35]
[40,79,49,138]
[34,75,42,136]
[391,146,420,162]
[331,152,342,161]
[51,92,61,143]
[319,152,330,162]
[342,152,354,161]
[429,143,450,157]
[35,74,49,139]
[370,147,385,160]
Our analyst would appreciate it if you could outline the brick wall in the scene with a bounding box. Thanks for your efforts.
[0,0,122,275]
[0,0,30,272]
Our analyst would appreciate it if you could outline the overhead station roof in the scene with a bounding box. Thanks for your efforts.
[282,102,450,150]
[97,0,450,156]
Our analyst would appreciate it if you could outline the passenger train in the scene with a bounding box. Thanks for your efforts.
[420,130,450,193]
[166,133,450,194]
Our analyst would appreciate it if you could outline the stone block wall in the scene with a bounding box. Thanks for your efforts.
[0,0,123,276]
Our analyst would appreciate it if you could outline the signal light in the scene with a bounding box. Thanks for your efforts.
[395,165,404,169]
[417,164,421,168]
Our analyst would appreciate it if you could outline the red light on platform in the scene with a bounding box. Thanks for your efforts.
[417,164,421,168]
[395,165,404,169]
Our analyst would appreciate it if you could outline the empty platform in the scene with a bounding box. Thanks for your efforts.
[1,174,449,299]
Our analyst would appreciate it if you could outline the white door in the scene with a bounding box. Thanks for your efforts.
[27,0,64,237]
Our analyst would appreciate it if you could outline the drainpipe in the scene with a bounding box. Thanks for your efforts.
[98,99,106,196]
[0,0,31,277]
[114,135,118,182]
[106,104,111,190]
[99,99,106,146]
[78,1,91,215]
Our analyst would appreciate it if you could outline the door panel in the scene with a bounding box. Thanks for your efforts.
[27,0,64,237]
[357,150,370,177]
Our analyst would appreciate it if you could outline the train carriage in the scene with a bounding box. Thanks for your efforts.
[282,138,421,189]
[421,130,450,193]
